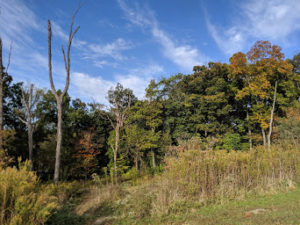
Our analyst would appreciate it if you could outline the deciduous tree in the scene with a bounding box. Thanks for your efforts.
[107,83,135,182]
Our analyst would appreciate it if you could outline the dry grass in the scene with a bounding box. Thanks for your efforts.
[75,184,125,216]
[68,144,300,224]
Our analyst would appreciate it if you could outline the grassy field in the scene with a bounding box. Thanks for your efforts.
[46,183,300,225]
[112,185,300,225]
[46,146,300,225]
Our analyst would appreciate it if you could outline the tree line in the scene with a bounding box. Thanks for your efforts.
[0,15,299,183]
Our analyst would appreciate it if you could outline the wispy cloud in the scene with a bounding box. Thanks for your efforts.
[0,0,80,90]
[117,0,208,71]
[71,64,164,103]
[49,21,132,67]
[0,0,41,47]
[0,0,51,87]
[206,20,245,55]
[114,64,164,99]
[85,38,134,61]
[71,72,114,103]
[206,0,300,55]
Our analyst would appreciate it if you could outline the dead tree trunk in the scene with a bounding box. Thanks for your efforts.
[114,123,120,182]
[262,128,266,147]
[48,7,80,184]
[19,84,41,170]
[267,81,278,149]
[28,123,33,167]
[0,39,3,148]
[54,102,63,182]
[248,129,252,150]
[20,84,34,169]
[151,127,156,168]
[151,150,156,168]
[0,38,12,149]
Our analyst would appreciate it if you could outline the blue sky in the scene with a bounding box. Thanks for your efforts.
[1,0,300,104]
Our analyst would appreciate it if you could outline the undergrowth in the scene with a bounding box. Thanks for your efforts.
[0,159,58,225]
[79,145,300,224]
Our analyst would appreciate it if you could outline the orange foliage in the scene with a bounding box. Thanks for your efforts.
[73,128,101,173]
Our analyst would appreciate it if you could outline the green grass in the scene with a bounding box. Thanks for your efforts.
[113,185,300,225]
[44,182,300,225]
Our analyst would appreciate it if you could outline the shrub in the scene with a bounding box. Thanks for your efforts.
[223,133,242,150]
[0,159,58,225]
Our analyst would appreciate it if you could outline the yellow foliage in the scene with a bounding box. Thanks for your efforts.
[0,159,58,225]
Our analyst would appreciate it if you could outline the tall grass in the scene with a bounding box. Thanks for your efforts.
[163,145,299,204]
[111,145,300,222]
[0,159,58,225]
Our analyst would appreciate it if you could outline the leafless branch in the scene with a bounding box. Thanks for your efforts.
[21,86,30,113]
[5,41,13,73]
[18,116,27,125]
[48,20,58,98]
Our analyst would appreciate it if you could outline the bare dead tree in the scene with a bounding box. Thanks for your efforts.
[48,6,80,184]
[0,38,3,148]
[267,81,278,149]
[17,83,42,170]
[0,38,13,149]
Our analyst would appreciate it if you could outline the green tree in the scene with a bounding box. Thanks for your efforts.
[107,83,135,182]
[231,41,295,148]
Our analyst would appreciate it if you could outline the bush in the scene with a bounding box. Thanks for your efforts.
[223,133,242,150]
[0,159,58,225]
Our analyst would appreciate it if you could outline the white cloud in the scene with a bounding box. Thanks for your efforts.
[115,64,163,99]
[242,0,300,39]
[51,22,69,41]
[71,64,163,104]
[49,20,130,65]
[51,21,87,49]
[117,0,208,71]
[206,20,245,55]
[0,0,41,47]
[86,38,133,61]
[206,0,300,55]
[71,72,114,103]
[0,0,54,87]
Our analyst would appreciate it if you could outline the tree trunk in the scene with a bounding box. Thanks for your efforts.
[28,122,33,170]
[54,101,63,184]
[249,129,252,150]
[267,81,278,149]
[262,128,266,147]
[114,124,120,183]
[246,111,252,150]
[135,155,138,170]
[0,38,3,149]
[48,6,80,184]
[151,150,156,168]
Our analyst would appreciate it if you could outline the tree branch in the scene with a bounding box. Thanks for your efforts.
[61,7,80,97]
[5,41,13,73]
[21,86,30,113]
[18,116,27,125]
[47,20,58,98]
